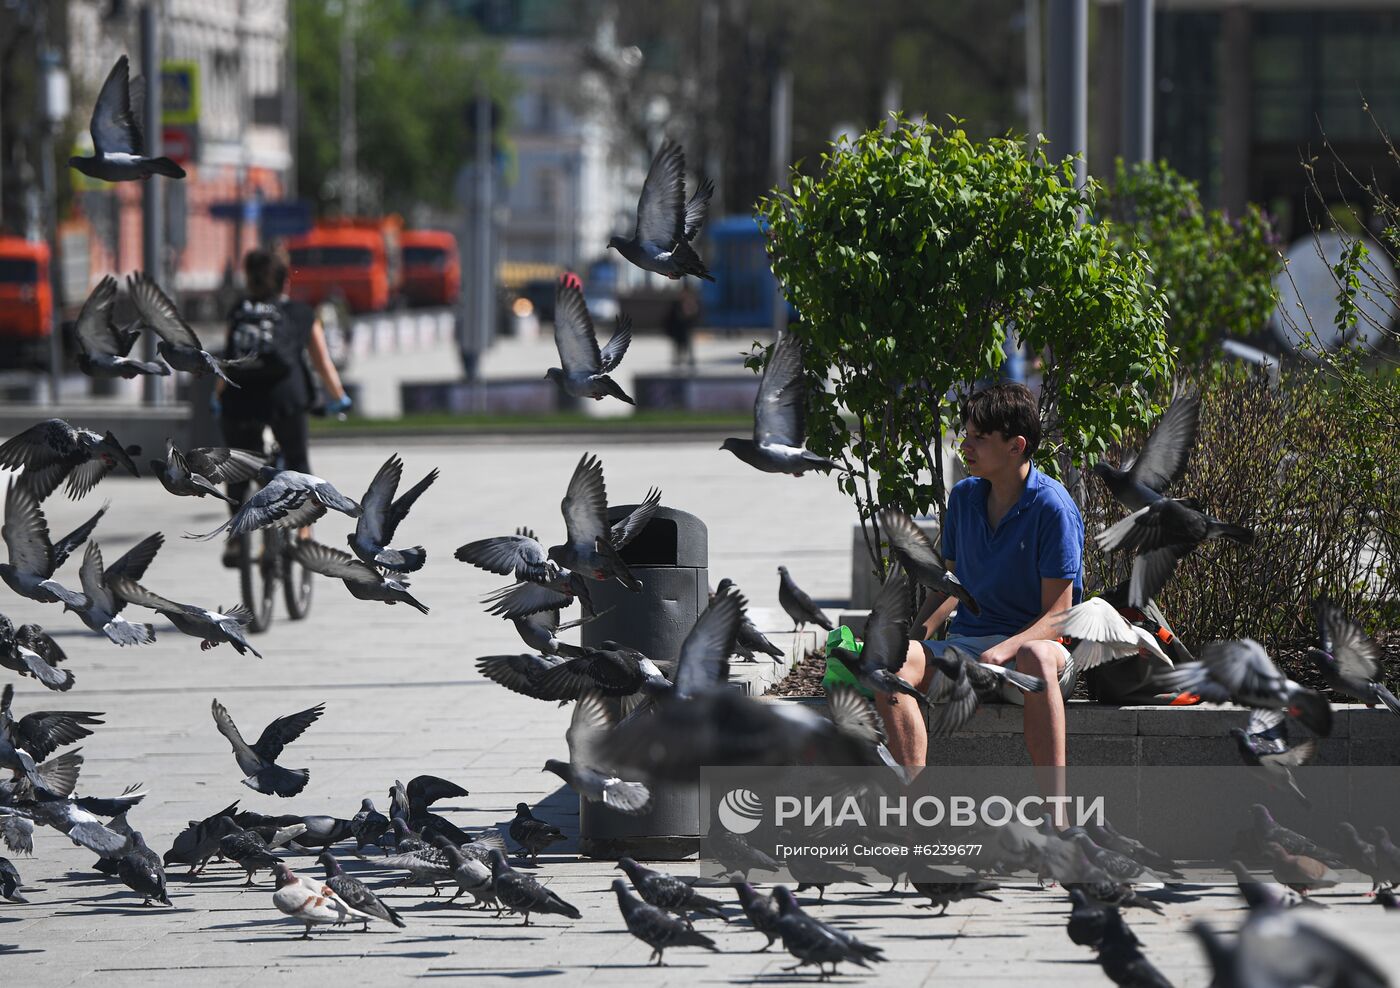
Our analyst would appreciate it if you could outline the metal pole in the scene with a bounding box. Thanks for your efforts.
[283,0,298,198]
[474,89,492,392]
[37,37,61,406]
[1046,0,1088,187]
[1122,0,1155,164]
[339,1,356,215]
[769,61,792,337]
[141,2,164,406]
[1024,0,1043,141]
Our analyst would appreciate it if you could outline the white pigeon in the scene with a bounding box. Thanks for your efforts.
[271,862,376,939]
[1054,597,1173,673]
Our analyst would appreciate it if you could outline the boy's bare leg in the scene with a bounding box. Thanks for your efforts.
[876,641,932,768]
[1015,640,1070,827]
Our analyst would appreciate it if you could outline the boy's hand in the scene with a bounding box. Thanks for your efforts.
[978,639,1020,668]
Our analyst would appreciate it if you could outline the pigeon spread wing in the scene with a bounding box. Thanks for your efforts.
[90,55,143,155]
[0,419,73,473]
[210,700,256,762]
[3,480,54,575]
[384,468,437,545]
[683,177,715,242]
[560,454,610,549]
[127,272,202,349]
[52,504,107,571]
[109,576,191,617]
[673,590,743,698]
[634,140,687,249]
[598,314,633,375]
[482,580,575,619]
[65,458,119,500]
[357,455,403,547]
[74,276,127,357]
[609,487,661,551]
[566,690,612,767]
[1128,393,1200,494]
[76,542,116,614]
[456,535,548,578]
[879,509,946,577]
[754,334,805,448]
[552,281,603,376]
[184,446,265,485]
[252,704,325,763]
[864,565,913,671]
[1316,604,1381,683]
[104,533,164,603]
[292,540,380,584]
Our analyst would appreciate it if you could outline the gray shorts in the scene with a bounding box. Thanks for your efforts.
[920,634,1076,704]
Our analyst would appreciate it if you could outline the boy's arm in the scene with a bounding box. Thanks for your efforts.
[978,577,1074,667]
[913,562,963,639]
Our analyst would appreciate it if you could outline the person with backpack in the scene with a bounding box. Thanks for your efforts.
[213,247,352,565]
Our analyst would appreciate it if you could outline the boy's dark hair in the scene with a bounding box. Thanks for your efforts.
[961,382,1041,459]
[244,247,288,302]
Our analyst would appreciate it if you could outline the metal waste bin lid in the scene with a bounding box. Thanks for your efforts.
[606,503,707,569]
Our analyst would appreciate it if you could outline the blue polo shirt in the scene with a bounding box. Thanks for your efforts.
[940,465,1084,638]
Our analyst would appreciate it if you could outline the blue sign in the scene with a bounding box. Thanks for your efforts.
[259,200,313,241]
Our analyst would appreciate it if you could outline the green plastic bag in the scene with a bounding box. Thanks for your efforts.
[823,626,875,700]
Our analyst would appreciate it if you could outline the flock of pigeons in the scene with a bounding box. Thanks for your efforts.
[0,49,1390,983]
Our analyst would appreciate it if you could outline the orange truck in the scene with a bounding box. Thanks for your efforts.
[399,229,460,308]
[0,237,53,360]
[285,216,402,313]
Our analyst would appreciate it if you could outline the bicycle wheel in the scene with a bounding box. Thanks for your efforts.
[283,541,314,620]
[239,528,275,634]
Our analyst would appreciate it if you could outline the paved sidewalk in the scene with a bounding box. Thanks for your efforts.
[0,438,1395,987]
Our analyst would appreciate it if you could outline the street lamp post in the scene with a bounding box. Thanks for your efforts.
[141,1,165,406]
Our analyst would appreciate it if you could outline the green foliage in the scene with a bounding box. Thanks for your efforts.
[292,0,509,215]
[1097,159,1282,365]
[756,117,1172,573]
[1083,364,1399,676]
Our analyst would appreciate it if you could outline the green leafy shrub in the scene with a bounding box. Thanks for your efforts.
[756,117,1172,576]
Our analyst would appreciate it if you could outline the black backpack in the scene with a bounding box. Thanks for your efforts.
[224,299,299,388]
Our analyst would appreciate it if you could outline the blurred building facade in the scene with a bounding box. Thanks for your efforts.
[1095,0,1400,241]
[65,0,292,305]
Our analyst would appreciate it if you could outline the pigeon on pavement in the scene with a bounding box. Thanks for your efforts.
[291,540,429,614]
[0,419,140,501]
[910,874,1002,915]
[0,616,73,692]
[545,278,635,403]
[734,881,782,950]
[349,454,437,573]
[431,835,497,907]
[612,878,719,965]
[1193,909,1389,988]
[1229,860,1324,911]
[878,508,980,615]
[1231,708,1315,807]
[127,272,256,383]
[68,55,186,182]
[1334,823,1384,891]
[1308,603,1400,716]
[114,829,170,906]
[0,855,25,902]
[772,885,885,978]
[187,467,360,541]
[721,334,836,476]
[828,564,928,707]
[608,140,714,281]
[1263,841,1341,894]
[509,803,566,862]
[72,275,168,379]
[111,577,260,657]
[150,440,263,504]
[1088,820,1182,878]
[1066,888,1110,947]
[1248,804,1343,864]
[162,801,241,875]
[1163,639,1333,737]
[1099,908,1174,988]
[777,565,833,635]
[271,861,375,939]
[401,775,473,845]
[544,691,653,815]
[1055,596,1174,673]
[0,684,102,760]
[0,480,105,607]
[616,856,726,924]
[487,849,581,925]
[317,851,405,930]
[210,699,324,797]
[349,799,390,852]
[40,536,162,646]
[1068,832,1165,887]
[1372,826,1400,889]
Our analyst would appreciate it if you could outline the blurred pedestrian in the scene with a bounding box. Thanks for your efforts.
[213,247,351,566]
[665,283,700,371]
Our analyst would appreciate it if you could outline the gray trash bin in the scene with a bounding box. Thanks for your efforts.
[578,504,707,860]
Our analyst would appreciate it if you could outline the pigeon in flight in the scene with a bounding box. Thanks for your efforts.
[544,691,653,815]
[1308,602,1400,716]
[777,565,833,635]
[715,578,783,661]
[462,527,596,619]
[68,55,185,182]
[1092,392,1200,513]
[475,652,568,701]
[533,641,670,700]
[0,418,140,501]
[877,508,979,615]
[40,535,163,646]
[210,698,324,797]
[110,577,261,657]
[612,878,719,966]
[608,140,714,281]
[926,643,1046,737]
[1162,638,1332,737]
[548,454,647,589]
[349,454,437,573]
[0,616,73,691]
[0,480,106,606]
[1054,596,1173,673]
[291,539,429,614]
[150,440,264,504]
[0,684,101,761]
[21,783,146,855]
[487,849,582,925]
[271,861,376,938]
[1095,496,1253,606]
[827,564,928,707]
[1231,708,1315,807]
[127,272,256,384]
[72,275,168,379]
[546,278,634,403]
[511,608,587,658]
[721,334,836,476]
[187,467,360,541]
